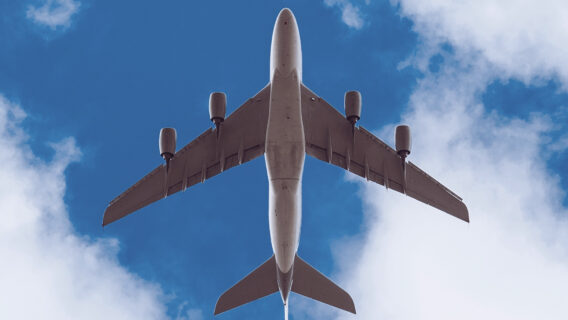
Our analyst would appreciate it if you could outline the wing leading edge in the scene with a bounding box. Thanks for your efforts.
[301,84,469,222]
[102,85,271,226]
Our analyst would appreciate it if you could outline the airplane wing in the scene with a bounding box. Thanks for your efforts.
[102,85,271,226]
[301,84,469,222]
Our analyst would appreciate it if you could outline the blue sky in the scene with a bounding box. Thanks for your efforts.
[1,1,567,319]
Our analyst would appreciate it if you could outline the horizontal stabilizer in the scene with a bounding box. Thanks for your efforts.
[214,255,279,315]
[292,255,356,314]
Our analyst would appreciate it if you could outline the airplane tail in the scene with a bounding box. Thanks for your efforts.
[214,255,279,315]
[291,255,356,314]
[214,255,356,316]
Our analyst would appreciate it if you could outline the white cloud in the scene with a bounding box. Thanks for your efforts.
[325,0,365,29]
[332,65,568,320]
[304,1,568,319]
[394,0,568,88]
[175,303,204,320]
[0,95,172,319]
[27,0,80,30]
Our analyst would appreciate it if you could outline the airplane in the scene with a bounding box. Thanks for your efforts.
[102,8,469,320]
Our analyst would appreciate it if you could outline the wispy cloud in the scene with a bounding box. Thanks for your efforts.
[175,302,204,320]
[333,64,568,320]
[324,0,365,29]
[395,0,568,88]
[0,95,171,319]
[26,0,80,30]
[309,1,568,319]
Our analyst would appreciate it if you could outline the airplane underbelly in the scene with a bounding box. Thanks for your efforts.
[268,179,301,273]
[265,68,304,273]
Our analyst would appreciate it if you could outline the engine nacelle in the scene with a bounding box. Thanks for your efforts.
[395,125,411,158]
[344,90,361,125]
[159,128,177,162]
[209,92,226,128]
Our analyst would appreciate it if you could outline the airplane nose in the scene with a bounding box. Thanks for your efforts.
[270,8,302,81]
[277,8,294,24]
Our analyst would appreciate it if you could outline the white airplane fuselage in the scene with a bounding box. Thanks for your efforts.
[265,9,304,304]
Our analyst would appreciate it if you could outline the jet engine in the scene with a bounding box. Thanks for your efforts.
[159,127,177,169]
[395,125,411,193]
[209,92,226,129]
[395,125,411,158]
[344,91,361,125]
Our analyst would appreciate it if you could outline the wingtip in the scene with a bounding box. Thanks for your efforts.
[346,294,356,314]
[213,295,226,316]
[213,301,223,316]
[461,202,470,223]
[102,205,114,227]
